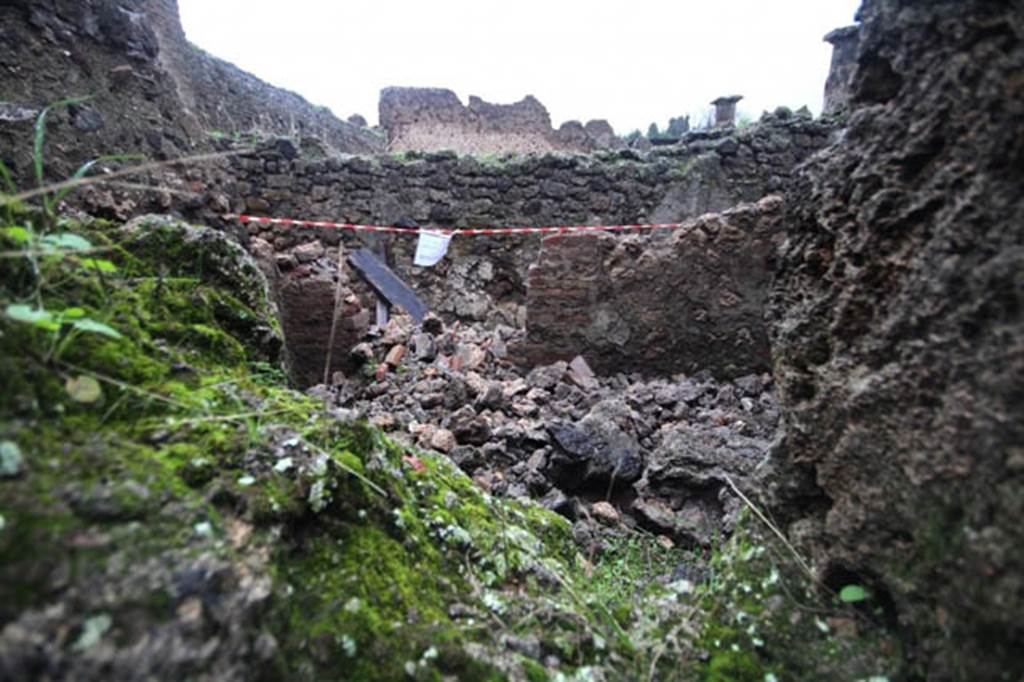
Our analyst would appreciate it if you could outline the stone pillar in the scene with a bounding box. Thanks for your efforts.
[711,96,743,128]
[823,25,860,115]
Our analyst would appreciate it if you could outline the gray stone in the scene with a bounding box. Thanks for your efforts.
[448,406,491,446]
[411,333,437,361]
[429,428,456,453]
[546,398,643,490]
[70,104,104,132]
[292,241,325,263]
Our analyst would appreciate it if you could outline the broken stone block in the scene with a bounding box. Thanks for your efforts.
[502,378,529,400]
[382,316,412,345]
[419,393,444,409]
[455,343,487,371]
[384,344,407,367]
[410,422,437,448]
[540,488,577,521]
[421,312,445,335]
[527,362,568,390]
[411,333,437,361]
[370,413,396,430]
[274,252,297,270]
[545,398,644,491]
[349,343,375,365]
[590,501,620,526]
[429,429,457,453]
[448,446,482,474]
[474,382,505,411]
[630,497,677,536]
[463,372,489,397]
[293,240,325,263]
[448,406,491,446]
[567,356,597,390]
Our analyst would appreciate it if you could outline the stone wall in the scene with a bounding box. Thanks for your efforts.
[379,87,624,155]
[523,197,783,379]
[823,25,860,114]
[248,237,374,388]
[224,110,833,336]
[764,0,1024,677]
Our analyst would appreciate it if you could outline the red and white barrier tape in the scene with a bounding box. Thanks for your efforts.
[224,214,687,237]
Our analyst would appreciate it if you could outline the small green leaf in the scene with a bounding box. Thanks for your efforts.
[61,307,86,319]
[4,304,60,331]
[237,475,256,487]
[66,375,103,404]
[41,233,92,250]
[839,584,870,603]
[0,441,24,478]
[79,258,118,273]
[1,226,31,243]
[72,318,123,339]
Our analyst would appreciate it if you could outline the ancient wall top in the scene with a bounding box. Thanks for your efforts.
[823,25,860,114]
[378,87,623,155]
[711,95,744,128]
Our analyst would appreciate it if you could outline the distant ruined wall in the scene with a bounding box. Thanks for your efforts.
[379,87,623,155]
[221,111,832,333]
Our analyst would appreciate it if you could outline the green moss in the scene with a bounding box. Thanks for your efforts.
[271,525,461,679]
[522,658,550,681]
[693,514,902,681]
[0,214,285,619]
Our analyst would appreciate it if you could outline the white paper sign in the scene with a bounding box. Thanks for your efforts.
[414,230,452,267]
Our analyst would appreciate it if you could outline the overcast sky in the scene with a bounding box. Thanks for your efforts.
[178,0,861,135]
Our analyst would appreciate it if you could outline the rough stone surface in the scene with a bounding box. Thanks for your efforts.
[547,399,644,492]
[118,215,283,361]
[0,0,382,192]
[269,249,372,387]
[524,197,783,379]
[822,25,860,115]
[633,424,765,546]
[764,1,1024,678]
[379,87,621,155]
[314,311,776,551]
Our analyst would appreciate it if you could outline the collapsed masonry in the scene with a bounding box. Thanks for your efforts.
[229,109,832,385]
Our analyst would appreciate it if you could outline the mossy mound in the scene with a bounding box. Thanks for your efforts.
[693,512,903,681]
[0,214,700,680]
[0,212,904,680]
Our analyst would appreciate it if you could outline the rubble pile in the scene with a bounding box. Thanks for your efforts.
[312,312,778,553]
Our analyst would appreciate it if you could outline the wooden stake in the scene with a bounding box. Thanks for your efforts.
[323,243,346,386]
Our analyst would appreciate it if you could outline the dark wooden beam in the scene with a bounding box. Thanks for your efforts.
[347,248,429,323]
